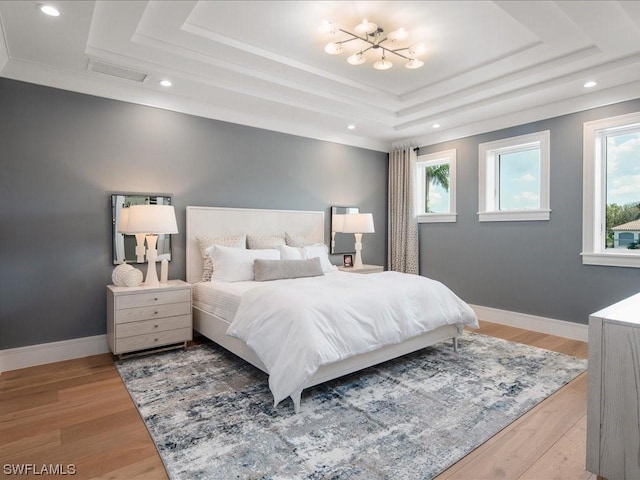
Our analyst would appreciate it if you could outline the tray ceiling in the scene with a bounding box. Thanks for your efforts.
[1,1,639,152]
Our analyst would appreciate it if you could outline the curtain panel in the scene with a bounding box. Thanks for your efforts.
[388,148,419,274]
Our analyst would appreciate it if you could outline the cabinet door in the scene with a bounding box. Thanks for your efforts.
[600,321,640,479]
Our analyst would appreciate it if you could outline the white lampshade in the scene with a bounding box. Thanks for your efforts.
[354,19,377,35]
[117,207,130,233]
[332,214,345,232]
[387,28,409,42]
[324,42,343,55]
[342,213,375,234]
[373,58,393,70]
[405,58,424,69]
[125,205,178,234]
[347,53,366,65]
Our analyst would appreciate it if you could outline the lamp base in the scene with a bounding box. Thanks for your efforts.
[353,233,364,268]
[144,234,159,287]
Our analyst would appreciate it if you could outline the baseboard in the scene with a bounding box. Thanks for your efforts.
[0,335,110,374]
[0,306,588,374]
[470,304,588,343]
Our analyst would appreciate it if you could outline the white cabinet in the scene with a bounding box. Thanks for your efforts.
[587,292,640,480]
[107,280,192,357]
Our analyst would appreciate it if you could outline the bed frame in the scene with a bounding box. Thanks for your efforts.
[186,206,462,412]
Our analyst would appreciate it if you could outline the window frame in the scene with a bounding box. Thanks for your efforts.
[582,111,640,268]
[415,149,457,223]
[478,130,551,222]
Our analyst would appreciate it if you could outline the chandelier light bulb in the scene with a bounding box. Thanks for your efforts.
[405,58,424,69]
[355,18,378,35]
[347,53,366,65]
[373,58,393,70]
[388,28,409,42]
[324,42,343,55]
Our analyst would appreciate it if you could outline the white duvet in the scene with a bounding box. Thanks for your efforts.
[226,271,478,409]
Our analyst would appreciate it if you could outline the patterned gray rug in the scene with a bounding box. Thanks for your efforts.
[116,332,587,479]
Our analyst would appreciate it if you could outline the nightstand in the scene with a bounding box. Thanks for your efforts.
[338,264,384,274]
[107,279,192,358]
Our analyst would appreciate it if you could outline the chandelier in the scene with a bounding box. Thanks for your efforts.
[320,18,425,70]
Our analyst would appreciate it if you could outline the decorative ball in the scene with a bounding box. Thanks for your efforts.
[112,263,133,286]
[123,268,143,287]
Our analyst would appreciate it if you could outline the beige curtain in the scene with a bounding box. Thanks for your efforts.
[388,148,419,274]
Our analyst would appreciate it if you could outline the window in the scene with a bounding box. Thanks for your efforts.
[416,149,456,223]
[582,112,640,268]
[478,131,551,221]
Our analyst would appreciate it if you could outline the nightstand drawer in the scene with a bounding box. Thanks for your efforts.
[114,301,191,324]
[115,289,191,310]
[116,327,193,354]
[117,314,192,338]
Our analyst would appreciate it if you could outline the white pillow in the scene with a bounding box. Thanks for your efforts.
[196,234,246,282]
[276,244,304,260]
[206,244,280,282]
[302,244,337,273]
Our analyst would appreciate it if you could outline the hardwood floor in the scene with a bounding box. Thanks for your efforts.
[0,321,593,479]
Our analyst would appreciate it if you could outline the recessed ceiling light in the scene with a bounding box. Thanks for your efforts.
[347,124,356,130]
[432,123,441,129]
[159,79,172,87]
[584,81,598,88]
[38,4,60,17]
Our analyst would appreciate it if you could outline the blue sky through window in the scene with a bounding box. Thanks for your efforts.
[606,131,640,207]
[498,149,540,210]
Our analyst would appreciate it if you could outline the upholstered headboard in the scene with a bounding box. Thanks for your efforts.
[185,206,325,284]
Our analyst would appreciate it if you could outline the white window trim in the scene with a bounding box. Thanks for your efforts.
[582,111,640,268]
[478,130,551,222]
[416,149,457,223]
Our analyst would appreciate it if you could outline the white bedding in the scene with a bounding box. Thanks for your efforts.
[193,280,257,322]
[227,271,478,408]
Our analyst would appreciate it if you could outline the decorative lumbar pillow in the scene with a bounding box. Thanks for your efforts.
[247,235,286,249]
[302,243,337,273]
[285,232,314,248]
[275,244,304,260]
[254,257,324,282]
[206,244,280,282]
[197,234,246,282]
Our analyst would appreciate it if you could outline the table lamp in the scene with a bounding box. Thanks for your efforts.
[124,205,178,286]
[342,213,375,268]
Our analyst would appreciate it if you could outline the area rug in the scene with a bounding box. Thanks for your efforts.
[116,332,587,479]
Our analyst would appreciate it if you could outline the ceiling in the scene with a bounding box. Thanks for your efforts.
[1,1,640,152]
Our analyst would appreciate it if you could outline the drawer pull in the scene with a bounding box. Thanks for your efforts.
[154,297,158,301]
[154,338,159,342]
[154,324,159,329]
[154,311,158,315]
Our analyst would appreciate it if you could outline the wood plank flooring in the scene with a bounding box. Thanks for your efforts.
[0,321,593,479]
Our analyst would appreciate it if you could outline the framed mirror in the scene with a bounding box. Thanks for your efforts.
[331,206,359,254]
[111,194,173,265]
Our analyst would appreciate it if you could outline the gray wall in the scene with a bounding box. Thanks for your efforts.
[0,78,388,349]
[417,98,640,325]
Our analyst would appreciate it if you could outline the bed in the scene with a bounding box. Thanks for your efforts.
[186,206,478,413]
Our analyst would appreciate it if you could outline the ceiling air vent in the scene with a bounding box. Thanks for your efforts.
[87,60,148,83]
